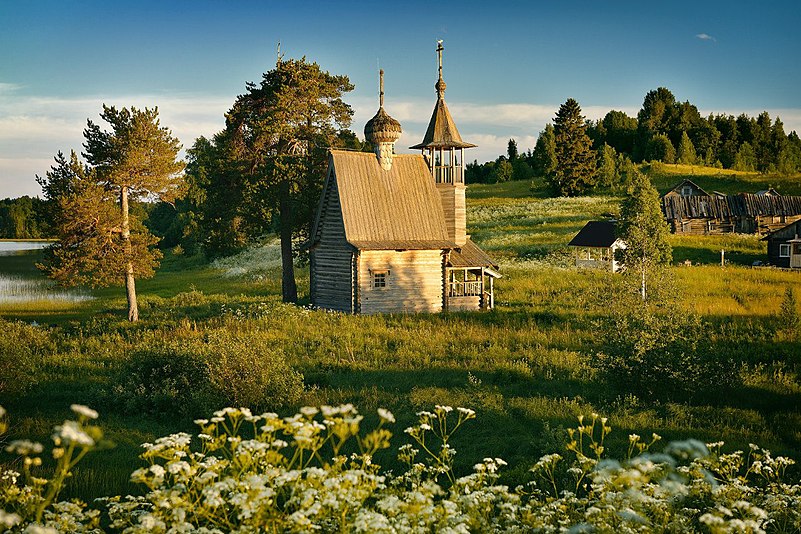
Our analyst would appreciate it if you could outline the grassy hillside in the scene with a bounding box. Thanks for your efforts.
[1,175,800,501]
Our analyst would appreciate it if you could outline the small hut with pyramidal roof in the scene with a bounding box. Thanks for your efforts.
[309,42,500,314]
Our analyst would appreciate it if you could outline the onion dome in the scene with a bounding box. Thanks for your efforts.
[364,70,402,145]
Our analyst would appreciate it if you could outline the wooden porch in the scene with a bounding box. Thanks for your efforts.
[445,267,498,311]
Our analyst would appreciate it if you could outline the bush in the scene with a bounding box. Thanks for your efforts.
[0,320,54,398]
[113,331,303,417]
[596,305,739,399]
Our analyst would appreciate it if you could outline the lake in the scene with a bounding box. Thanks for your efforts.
[0,241,93,305]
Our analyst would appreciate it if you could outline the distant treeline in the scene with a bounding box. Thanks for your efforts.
[466,86,801,185]
[0,196,50,239]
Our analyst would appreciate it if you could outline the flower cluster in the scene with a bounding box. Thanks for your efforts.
[1,404,800,533]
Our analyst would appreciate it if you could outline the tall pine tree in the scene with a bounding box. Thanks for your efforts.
[548,98,597,196]
[40,106,184,321]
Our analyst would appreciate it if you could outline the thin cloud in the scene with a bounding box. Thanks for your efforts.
[696,33,717,42]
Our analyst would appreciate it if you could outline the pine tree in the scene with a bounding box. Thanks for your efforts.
[618,171,672,301]
[224,58,354,303]
[677,131,697,164]
[549,98,597,196]
[507,138,518,160]
[40,106,184,321]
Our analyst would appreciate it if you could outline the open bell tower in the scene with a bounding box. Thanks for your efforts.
[410,40,476,246]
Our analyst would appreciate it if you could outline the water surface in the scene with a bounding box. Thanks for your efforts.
[0,241,93,305]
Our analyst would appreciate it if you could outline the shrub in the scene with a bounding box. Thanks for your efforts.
[0,320,54,398]
[113,332,303,417]
[597,305,739,399]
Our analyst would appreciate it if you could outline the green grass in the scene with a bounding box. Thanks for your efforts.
[1,180,800,501]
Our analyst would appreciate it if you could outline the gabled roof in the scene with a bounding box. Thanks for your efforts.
[762,219,801,241]
[663,193,801,220]
[756,188,781,196]
[568,221,622,248]
[315,150,455,250]
[448,238,499,270]
[409,97,476,150]
[664,179,709,197]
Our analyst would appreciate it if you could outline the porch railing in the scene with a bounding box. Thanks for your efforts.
[448,280,482,297]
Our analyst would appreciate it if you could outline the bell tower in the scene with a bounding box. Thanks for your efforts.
[410,40,475,246]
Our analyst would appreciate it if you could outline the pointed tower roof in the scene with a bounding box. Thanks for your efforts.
[410,41,476,150]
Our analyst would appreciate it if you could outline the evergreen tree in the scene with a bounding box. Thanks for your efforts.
[532,124,557,177]
[618,171,672,301]
[677,131,697,165]
[507,139,518,160]
[754,112,774,171]
[40,106,184,321]
[549,98,597,196]
[224,57,354,303]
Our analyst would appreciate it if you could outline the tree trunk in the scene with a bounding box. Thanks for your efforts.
[279,180,298,303]
[121,186,139,321]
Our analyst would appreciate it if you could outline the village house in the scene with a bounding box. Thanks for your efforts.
[663,179,710,199]
[308,44,500,314]
[763,219,801,268]
[567,221,626,272]
[662,181,801,236]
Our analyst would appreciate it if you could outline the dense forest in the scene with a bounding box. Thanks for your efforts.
[466,87,801,192]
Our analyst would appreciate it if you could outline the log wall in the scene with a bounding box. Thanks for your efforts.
[311,177,355,313]
[357,249,444,314]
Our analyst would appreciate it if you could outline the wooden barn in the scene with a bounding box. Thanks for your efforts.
[662,190,801,236]
[763,219,801,268]
[567,221,626,272]
[308,44,500,314]
[663,179,710,199]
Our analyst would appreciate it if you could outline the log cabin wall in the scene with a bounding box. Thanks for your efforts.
[357,249,444,314]
[310,177,355,313]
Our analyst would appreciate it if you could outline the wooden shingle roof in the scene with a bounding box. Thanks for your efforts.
[409,97,476,150]
[448,238,498,269]
[663,194,801,220]
[324,150,454,250]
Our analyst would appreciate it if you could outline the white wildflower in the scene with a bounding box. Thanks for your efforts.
[52,421,94,447]
[70,404,98,419]
[377,408,395,423]
[6,440,44,456]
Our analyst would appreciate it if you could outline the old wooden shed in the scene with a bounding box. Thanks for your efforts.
[763,219,801,268]
[309,44,500,314]
[662,188,801,236]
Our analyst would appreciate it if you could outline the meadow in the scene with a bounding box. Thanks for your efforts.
[1,164,800,505]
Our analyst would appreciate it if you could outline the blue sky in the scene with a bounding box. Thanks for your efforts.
[1,0,800,197]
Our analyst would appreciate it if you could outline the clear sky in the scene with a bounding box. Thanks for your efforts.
[1,0,799,198]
